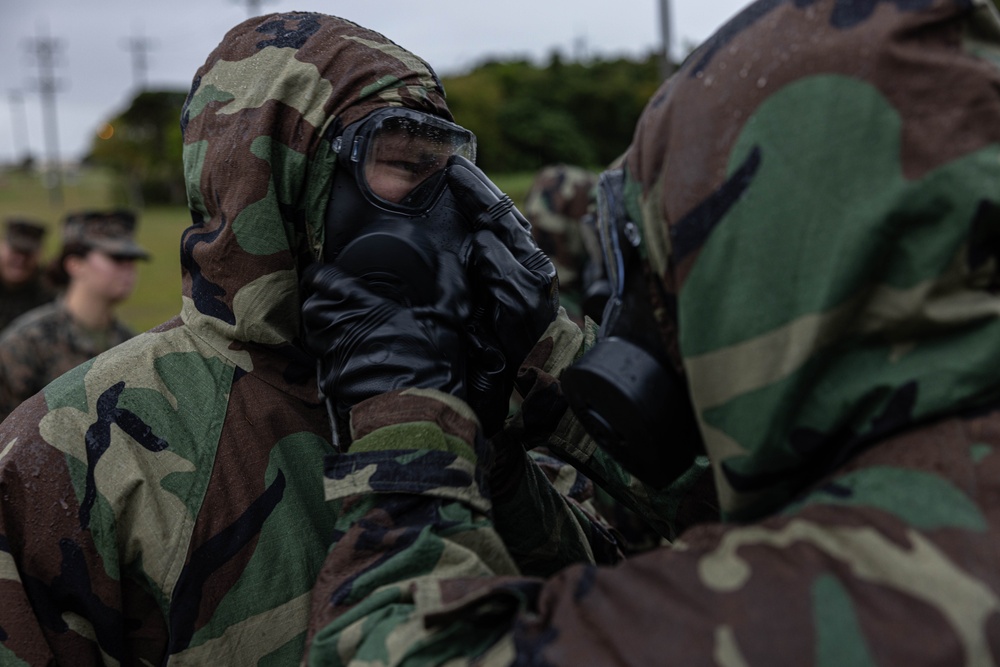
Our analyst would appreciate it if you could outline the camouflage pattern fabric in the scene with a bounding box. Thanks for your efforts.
[304,1,1000,665]
[526,170,676,552]
[0,301,133,421]
[0,12,491,666]
[62,210,149,261]
[632,0,1000,521]
[485,310,687,573]
[523,165,599,323]
[0,273,55,332]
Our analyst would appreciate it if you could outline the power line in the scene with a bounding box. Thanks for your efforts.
[231,0,276,18]
[122,34,156,91]
[7,91,30,165]
[25,24,65,205]
[659,0,674,79]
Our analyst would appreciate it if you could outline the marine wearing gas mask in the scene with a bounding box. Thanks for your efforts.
[301,107,558,446]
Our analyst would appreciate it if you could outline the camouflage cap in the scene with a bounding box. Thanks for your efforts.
[62,210,150,260]
[524,165,599,290]
[3,219,46,253]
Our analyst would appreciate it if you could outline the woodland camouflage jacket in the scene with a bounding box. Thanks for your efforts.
[0,13,622,666]
[304,1,1000,665]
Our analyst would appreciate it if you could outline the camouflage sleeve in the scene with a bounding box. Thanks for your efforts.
[305,387,523,661]
[489,436,624,576]
[307,409,1000,666]
[301,380,701,666]
[478,308,628,572]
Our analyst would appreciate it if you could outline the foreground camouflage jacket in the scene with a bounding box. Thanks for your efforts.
[0,13,533,666]
[0,301,133,421]
[305,1,1000,664]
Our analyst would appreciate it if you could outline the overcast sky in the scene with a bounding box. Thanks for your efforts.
[0,0,750,164]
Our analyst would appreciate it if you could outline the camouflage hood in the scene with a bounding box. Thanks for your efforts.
[624,0,1000,520]
[180,12,451,351]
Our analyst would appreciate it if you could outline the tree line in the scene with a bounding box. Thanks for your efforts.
[86,52,667,205]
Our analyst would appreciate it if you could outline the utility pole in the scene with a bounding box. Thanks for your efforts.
[231,0,274,17]
[122,31,155,91]
[659,0,674,80]
[7,91,30,167]
[26,24,65,205]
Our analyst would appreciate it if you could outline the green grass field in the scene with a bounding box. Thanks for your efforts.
[0,167,536,333]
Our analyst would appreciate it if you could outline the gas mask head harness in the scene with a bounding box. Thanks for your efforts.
[323,107,477,306]
[562,167,704,489]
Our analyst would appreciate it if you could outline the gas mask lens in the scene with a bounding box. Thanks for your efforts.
[334,108,476,213]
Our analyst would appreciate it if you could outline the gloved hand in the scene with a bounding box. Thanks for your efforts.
[300,254,470,448]
[447,155,560,435]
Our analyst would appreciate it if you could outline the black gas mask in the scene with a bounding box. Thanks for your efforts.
[323,107,478,305]
[562,168,704,489]
[319,107,509,435]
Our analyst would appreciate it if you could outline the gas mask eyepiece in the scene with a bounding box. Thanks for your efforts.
[562,168,704,489]
[331,107,476,215]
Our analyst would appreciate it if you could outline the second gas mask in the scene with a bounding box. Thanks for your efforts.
[562,168,705,488]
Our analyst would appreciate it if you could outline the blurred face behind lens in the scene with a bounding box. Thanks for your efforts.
[337,109,476,212]
[364,123,454,204]
[323,108,477,264]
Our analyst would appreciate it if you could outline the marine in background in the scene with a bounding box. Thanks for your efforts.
[0,210,147,422]
[0,218,55,331]
[523,164,607,325]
